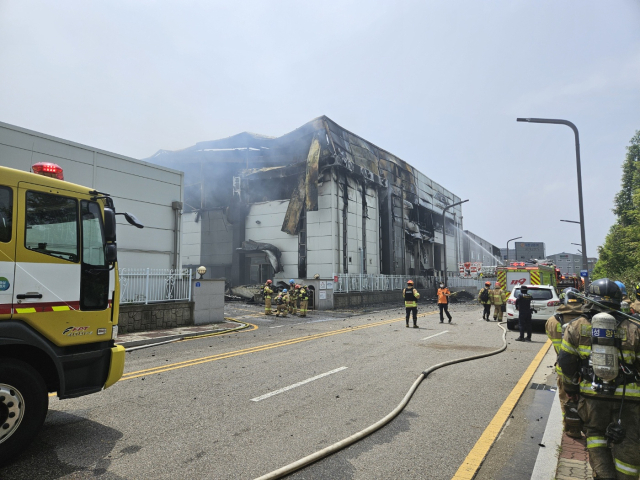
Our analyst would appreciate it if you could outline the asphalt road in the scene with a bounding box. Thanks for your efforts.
[1,302,549,480]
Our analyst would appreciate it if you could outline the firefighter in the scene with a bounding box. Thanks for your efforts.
[403,280,421,328]
[436,282,452,324]
[263,279,274,315]
[478,281,492,321]
[616,281,631,314]
[298,285,309,317]
[632,283,640,316]
[490,281,507,322]
[275,289,289,317]
[558,279,640,480]
[288,284,299,315]
[514,285,534,342]
[545,287,584,438]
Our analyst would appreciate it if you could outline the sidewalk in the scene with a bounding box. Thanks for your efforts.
[555,434,591,480]
[115,319,247,349]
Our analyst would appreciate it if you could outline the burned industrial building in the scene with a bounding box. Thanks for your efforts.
[147,116,465,289]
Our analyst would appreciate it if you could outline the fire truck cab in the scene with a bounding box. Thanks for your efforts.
[0,163,142,463]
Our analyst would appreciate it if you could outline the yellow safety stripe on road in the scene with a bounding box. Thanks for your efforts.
[451,339,552,480]
[117,312,438,381]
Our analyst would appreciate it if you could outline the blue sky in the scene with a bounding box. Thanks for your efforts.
[1,1,638,258]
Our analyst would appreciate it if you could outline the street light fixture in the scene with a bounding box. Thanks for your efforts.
[517,118,589,285]
[506,236,522,263]
[560,219,581,224]
[442,199,469,287]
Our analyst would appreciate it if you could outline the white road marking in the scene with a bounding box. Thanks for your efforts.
[422,330,449,341]
[250,367,348,402]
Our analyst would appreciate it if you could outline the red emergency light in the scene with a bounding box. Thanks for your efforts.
[32,162,64,180]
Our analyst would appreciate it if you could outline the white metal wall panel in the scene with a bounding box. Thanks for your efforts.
[245,200,298,279]
[0,121,183,270]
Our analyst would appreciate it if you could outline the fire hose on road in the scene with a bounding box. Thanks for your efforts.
[254,322,509,480]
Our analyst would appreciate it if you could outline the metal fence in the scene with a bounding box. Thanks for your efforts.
[119,268,192,304]
[333,273,486,293]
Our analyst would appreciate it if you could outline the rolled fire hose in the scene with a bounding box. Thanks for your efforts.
[255,322,508,480]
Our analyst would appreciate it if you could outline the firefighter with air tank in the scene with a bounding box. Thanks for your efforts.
[263,279,274,315]
[489,281,507,322]
[275,289,289,317]
[545,287,585,438]
[298,284,309,317]
[558,278,640,480]
[403,280,420,328]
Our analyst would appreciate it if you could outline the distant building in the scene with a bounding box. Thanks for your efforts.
[462,231,501,266]
[548,252,597,275]
[501,242,546,263]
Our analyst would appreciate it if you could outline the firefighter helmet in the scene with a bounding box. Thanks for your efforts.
[266,279,272,284]
[485,281,491,286]
[283,288,288,293]
[562,287,584,306]
[586,278,621,311]
[495,282,501,287]
[407,280,414,285]
[289,279,295,284]
[295,284,301,289]
[614,281,627,297]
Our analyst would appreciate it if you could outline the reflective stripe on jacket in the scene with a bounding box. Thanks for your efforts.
[403,288,420,308]
[489,288,507,305]
[560,315,640,400]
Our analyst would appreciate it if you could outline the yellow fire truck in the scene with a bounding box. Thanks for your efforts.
[0,162,142,463]
[496,261,559,291]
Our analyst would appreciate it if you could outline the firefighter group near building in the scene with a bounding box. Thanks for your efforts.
[263,280,309,318]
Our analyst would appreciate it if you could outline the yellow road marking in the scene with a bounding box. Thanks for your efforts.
[120,313,435,380]
[451,339,552,480]
[48,311,436,397]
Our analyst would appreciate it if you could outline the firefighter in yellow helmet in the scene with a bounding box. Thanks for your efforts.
[489,281,507,321]
[632,283,640,316]
[558,279,640,480]
[288,284,298,316]
[403,280,421,328]
[263,279,273,315]
[545,287,584,438]
[297,285,309,317]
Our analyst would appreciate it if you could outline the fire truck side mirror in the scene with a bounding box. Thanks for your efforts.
[104,208,117,242]
[105,243,117,264]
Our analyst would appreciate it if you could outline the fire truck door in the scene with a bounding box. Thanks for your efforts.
[0,185,15,317]
[13,184,83,342]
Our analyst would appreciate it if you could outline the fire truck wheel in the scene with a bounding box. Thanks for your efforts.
[506,320,516,331]
[0,359,49,465]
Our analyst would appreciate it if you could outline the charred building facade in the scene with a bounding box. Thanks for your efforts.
[147,117,464,286]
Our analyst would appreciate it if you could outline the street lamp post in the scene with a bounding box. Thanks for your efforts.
[517,118,589,284]
[442,199,469,287]
[506,236,522,263]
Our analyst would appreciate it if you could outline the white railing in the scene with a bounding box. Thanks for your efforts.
[334,274,414,293]
[333,273,486,293]
[119,268,192,304]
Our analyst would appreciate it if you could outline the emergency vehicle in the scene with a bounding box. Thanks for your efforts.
[0,162,142,463]
[496,261,559,291]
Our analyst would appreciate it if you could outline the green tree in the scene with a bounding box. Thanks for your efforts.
[592,130,640,288]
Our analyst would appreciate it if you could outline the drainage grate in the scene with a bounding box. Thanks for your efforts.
[530,383,555,391]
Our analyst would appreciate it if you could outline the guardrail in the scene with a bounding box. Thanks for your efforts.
[119,268,192,304]
[333,273,486,293]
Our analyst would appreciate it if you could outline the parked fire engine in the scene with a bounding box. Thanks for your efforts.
[0,163,142,463]
[496,261,559,291]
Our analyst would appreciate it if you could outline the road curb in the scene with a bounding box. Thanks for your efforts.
[117,318,249,349]
[530,388,564,479]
